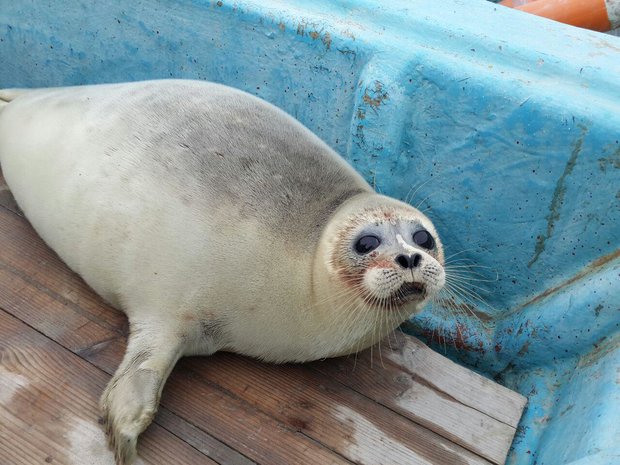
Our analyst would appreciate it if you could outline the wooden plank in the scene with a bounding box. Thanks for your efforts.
[155,409,258,465]
[176,354,493,465]
[0,309,217,465]
[310,332,524,464]
[0,264,116,353]
[381,333,527,428]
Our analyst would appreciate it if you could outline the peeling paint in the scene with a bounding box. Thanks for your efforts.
[362,80,388,110]
[517,341,530,356]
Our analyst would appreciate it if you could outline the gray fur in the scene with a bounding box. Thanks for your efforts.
[84,80,371,247]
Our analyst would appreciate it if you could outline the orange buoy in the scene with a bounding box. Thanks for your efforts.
[501,0,620,32]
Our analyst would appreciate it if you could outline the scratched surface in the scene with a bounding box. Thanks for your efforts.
[0,1,619,464]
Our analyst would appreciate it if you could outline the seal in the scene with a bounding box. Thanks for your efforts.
[0,80,445,464]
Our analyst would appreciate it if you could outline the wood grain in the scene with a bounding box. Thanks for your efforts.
[310,332,526,463]
[176,354,493,465]
[382,334,527,428]
[0,309,217,465]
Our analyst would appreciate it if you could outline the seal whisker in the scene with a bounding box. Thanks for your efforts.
[438,284,492,331]
[444,264,498,278]
[445,276,493,294]
[415,192,437,210]
[444,278,497,314]
[442,249,480,262]
[445,274,498,287]
[404,178,434,206]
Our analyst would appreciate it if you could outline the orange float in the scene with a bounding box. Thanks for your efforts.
[500,0,620,32]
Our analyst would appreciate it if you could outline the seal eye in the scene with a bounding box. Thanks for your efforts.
[413,230,435,249]
[354,235,381,254]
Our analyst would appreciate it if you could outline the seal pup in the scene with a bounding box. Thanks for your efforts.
[0,80,445,465]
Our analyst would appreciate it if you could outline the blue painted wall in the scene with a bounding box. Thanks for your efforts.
[1,1,619,463]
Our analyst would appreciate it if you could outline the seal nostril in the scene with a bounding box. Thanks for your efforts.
[412,253,422,268]
[395,254,410,269]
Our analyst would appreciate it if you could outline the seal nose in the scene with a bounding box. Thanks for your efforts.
[395,253,422,269]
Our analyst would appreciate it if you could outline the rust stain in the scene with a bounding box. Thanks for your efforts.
[528,126,586,268]
[322,32,332,50]
[341,29,356,41]
[519,248,620,309]
[305,30,331,50]
[278,22,285,32]
[421,324,485,353]
[362,81,388,111]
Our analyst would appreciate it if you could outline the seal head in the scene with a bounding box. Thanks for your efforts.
[313,193,445,356]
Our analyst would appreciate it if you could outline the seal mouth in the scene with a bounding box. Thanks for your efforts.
[391,281,426,305]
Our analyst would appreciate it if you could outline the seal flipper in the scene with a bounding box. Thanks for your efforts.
[100,319,185,465]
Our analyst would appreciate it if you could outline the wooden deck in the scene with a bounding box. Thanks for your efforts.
[0,170,526,465]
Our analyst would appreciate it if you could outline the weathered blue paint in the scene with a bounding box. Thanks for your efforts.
[1,1,618,463]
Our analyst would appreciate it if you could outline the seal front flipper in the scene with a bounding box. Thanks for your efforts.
[100,318,186,465]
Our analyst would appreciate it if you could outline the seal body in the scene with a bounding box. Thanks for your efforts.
[0,80,445,464]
